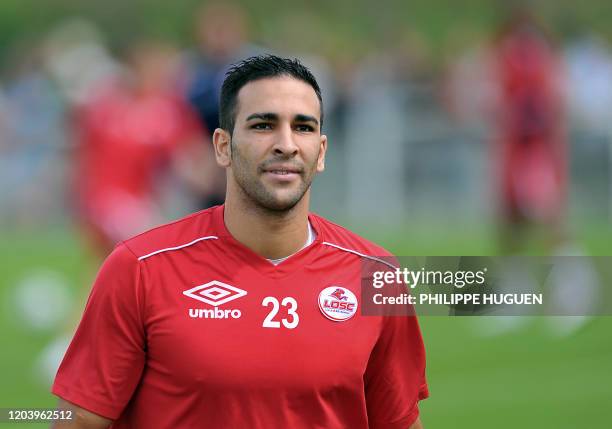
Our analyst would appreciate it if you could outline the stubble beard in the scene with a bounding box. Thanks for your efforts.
[230,142,318,214]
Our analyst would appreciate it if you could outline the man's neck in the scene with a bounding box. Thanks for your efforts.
[223,192,311,260]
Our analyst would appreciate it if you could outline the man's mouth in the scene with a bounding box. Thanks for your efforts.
[262,165,302,174]
[266,169,299,175]
[261,164,303,181]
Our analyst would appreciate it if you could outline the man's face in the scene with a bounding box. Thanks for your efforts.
[225,76,326,212]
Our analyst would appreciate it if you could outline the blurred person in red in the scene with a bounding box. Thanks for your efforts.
[74,40,206,257]
[492,9,566,252]
[491,14,598,335]
[182,1,267,209]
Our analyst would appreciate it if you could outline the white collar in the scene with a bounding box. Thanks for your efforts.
[267,221,316,265]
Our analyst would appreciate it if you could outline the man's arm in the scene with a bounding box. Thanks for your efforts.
[409,417,424,429]
[50,244,146,428]
[50,399,112,429]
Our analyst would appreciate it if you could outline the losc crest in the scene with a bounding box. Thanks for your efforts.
[318,286,358,322]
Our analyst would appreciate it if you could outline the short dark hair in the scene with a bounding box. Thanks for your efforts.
[219,55,323,133]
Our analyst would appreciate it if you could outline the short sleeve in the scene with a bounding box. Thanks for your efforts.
[364,313,428,429]
[52,243,146,419]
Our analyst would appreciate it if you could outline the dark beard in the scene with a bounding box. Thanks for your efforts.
[230,141,316,214]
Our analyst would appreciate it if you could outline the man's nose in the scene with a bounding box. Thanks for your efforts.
[272,123,299,157]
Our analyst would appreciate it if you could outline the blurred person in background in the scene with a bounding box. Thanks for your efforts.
[562,29,612,140]
[562,28,612,219]
[182,1,266,209]
[30,31,210,384]
[491,8,566,253]
[0,31,102,384]
[43,19,121,109]
[73,40,206,258]
[486,9,598,336]
[0,43,68,227]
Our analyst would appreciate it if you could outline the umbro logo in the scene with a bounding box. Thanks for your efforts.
[183,281,247,306]
[183,281,247,319]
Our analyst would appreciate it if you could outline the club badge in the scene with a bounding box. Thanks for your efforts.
[318,286,358,322]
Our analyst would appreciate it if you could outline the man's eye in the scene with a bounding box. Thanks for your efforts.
[252,123,272,130]
[296,125,314,132]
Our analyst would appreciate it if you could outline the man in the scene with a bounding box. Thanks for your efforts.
[73,40,206,257]
[183,1,265,209]
[492,9,566,252]
[51,55,428,429]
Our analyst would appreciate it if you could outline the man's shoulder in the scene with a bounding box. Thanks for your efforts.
[120,206,219,261]
[312,213,395,260]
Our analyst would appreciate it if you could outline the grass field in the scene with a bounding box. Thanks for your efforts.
[1,225,611,428]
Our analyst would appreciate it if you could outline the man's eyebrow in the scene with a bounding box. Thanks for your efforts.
[294,114,319,126]
[245,113,278,121]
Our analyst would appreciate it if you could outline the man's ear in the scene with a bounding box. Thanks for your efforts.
[316,134,327,173]
[213,128,232,167]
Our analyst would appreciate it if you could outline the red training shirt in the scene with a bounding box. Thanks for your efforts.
[53,205,428,428]
[74,81,202,202]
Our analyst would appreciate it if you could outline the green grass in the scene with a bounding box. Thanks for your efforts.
[1,225,611,428]
[419,316,612,428]
[0,230,97,428]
